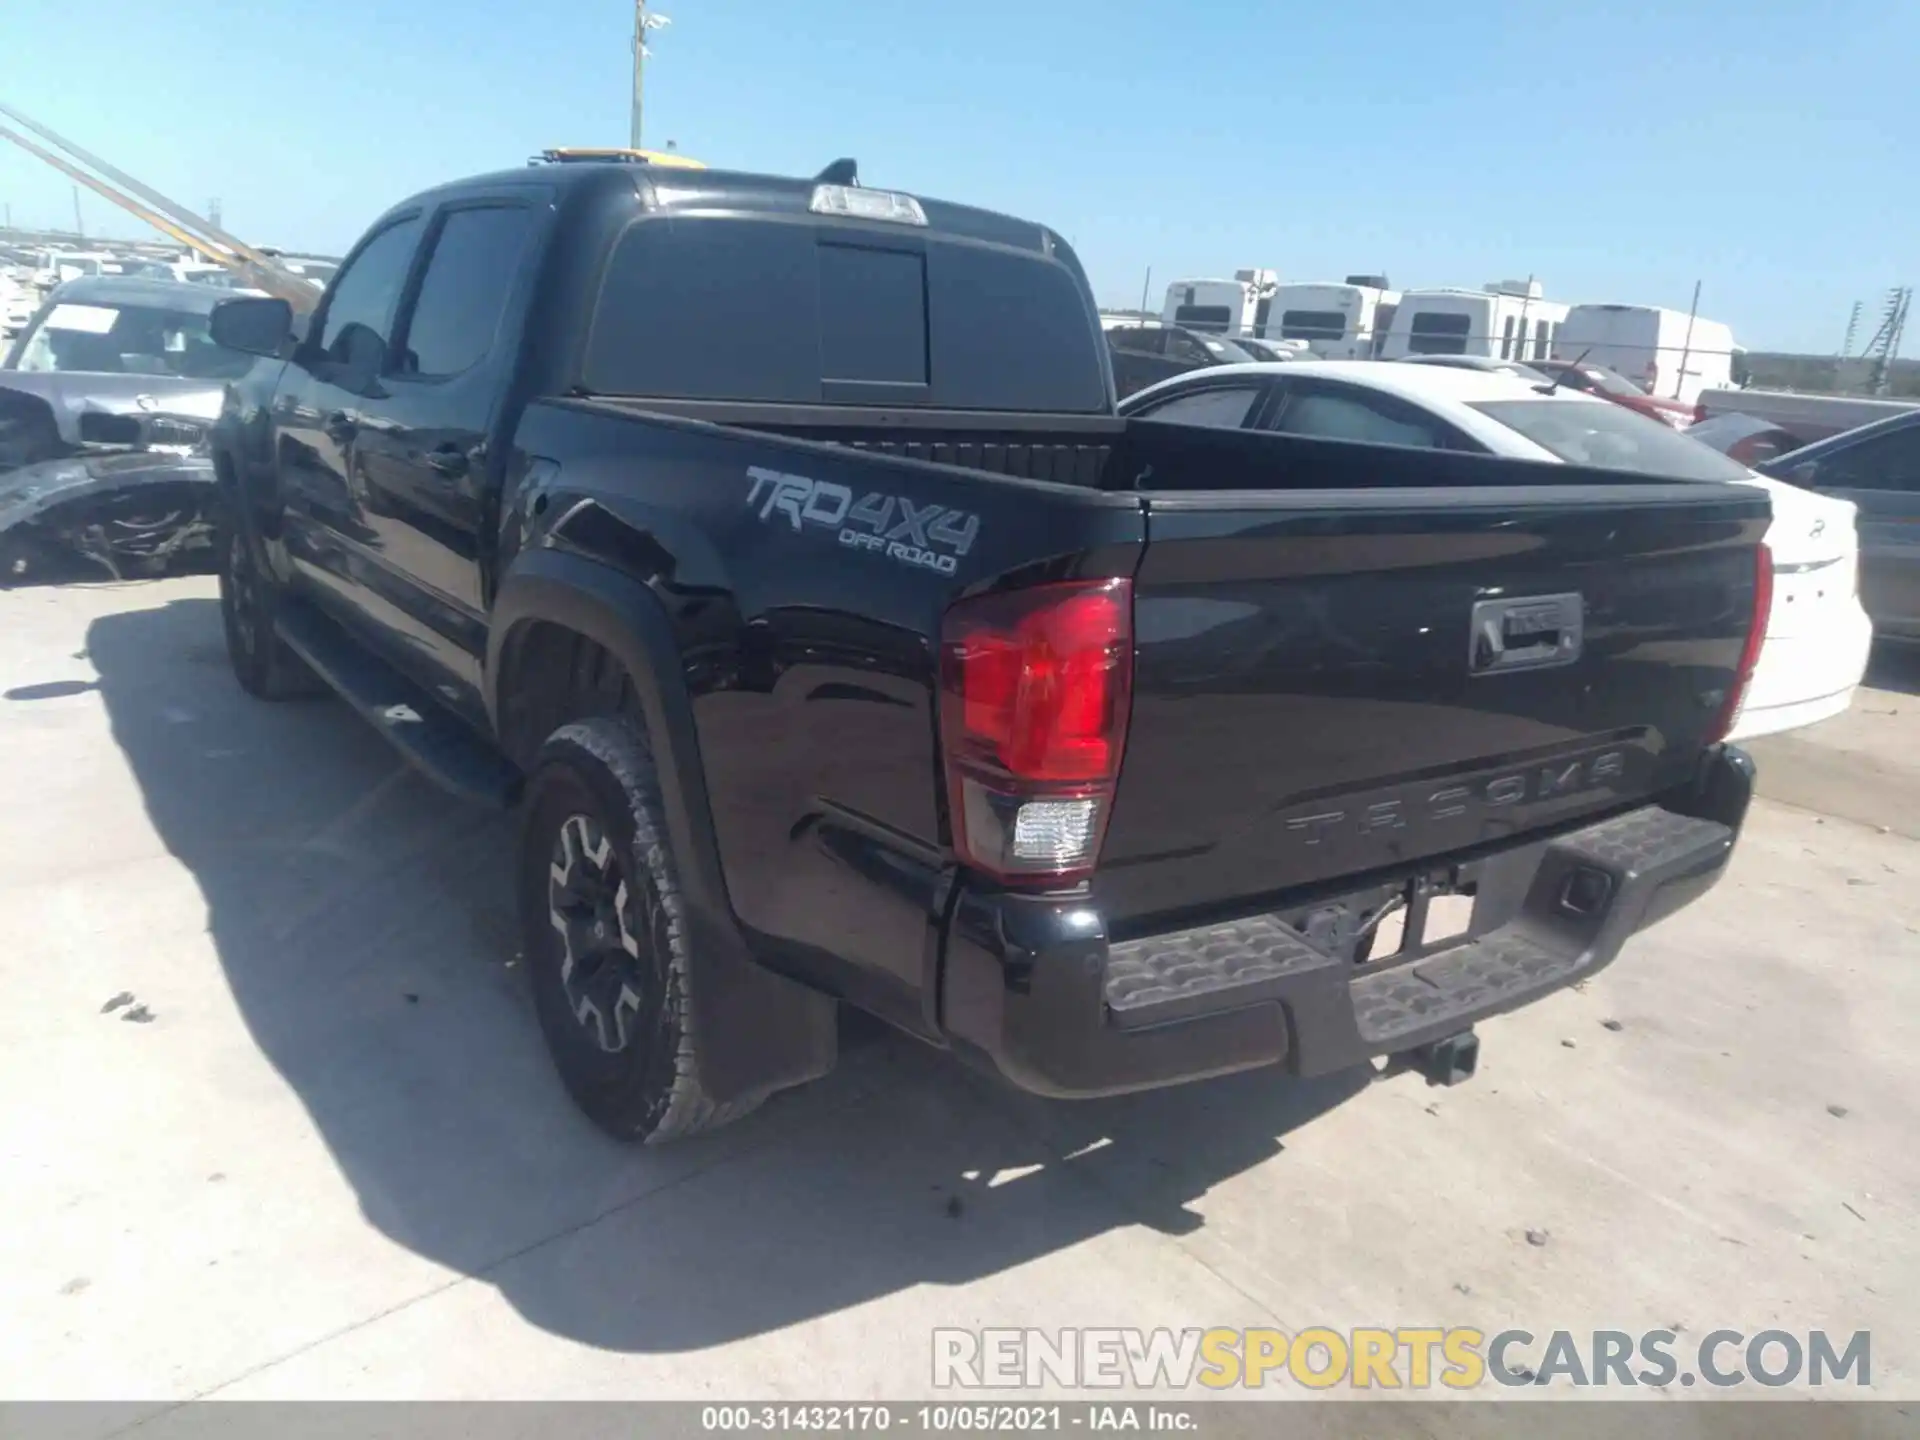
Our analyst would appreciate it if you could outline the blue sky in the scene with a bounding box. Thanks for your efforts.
[1,0,1912,352]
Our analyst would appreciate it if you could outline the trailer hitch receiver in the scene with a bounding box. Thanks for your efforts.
[1410,1030,1479,1087]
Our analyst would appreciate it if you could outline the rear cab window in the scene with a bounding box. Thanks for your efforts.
[582,216,1108,412]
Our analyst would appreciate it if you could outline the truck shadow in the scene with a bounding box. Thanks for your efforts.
[1865,640,1920,698]
[85,595,1372,1355]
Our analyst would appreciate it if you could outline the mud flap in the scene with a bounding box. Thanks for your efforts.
[681,907,840,1106]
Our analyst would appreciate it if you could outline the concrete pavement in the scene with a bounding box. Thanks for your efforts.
[1,578,1914,1411]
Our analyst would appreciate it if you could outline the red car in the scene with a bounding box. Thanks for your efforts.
[1527,358,1694,429]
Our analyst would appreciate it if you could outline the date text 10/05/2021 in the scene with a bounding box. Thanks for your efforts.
[702,1406,1195,1431]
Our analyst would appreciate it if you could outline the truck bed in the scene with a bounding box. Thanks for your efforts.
[533,396,1768,942]
[573,396,1767,497]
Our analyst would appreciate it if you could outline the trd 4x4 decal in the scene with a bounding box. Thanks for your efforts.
[745,466,979,576]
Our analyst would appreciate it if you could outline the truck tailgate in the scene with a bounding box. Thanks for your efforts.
[1099,474,1769,930]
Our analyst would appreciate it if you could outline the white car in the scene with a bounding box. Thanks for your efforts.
[1119,361,1873,742]
[1,279,38,340]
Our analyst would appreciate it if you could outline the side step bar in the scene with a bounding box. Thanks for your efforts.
[275,601,521,809]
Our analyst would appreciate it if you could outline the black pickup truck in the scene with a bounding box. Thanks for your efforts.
[207,154,1770,1142]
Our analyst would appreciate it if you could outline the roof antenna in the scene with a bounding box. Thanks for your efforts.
[1536,346,1592,396]
[815,158,859,186]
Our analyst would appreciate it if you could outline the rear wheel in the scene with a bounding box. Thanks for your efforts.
[219,520,323,701]
[517,715,756,1142]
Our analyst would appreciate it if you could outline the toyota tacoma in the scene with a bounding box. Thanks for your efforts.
[207,153,1770,1141]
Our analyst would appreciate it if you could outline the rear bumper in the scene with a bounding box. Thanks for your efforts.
[1728,606,1873,742]
[940,747,1754,1099]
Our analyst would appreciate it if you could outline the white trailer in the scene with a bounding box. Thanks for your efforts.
[1378,280,1568,363]
[1552,303,1736,406]
[1161,269,1278,336]
[1262,276,1400,359]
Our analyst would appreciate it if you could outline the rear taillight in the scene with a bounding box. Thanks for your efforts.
[938,578,1133,887]
[1708,543,1773,743]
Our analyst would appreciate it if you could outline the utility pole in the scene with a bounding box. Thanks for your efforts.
[630,2,671,150]
[1865,286,1912,397]
[1139,265,1152,318]
[1672,279,1703,400]
[209,197,222,230]
[1840,300,1862,358]
[72,184,83,238]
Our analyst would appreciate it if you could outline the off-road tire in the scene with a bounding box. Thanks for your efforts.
[518,715,756,1142]
[218,519,325,700]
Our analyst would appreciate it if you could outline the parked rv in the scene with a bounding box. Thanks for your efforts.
[1263,276,1399,359]
[1553,303,1735,407]
[1161,269,1277,336]
[1378,280,1567,364]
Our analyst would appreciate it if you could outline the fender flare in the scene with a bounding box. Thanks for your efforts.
[488,546,837,1103]
[488,546,725,916]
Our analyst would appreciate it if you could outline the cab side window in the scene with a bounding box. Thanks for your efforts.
[310,217,424,377]
[395,206,536,378]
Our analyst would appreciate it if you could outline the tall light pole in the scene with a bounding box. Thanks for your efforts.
[1840,300,1863,358]
[631,2,671,150]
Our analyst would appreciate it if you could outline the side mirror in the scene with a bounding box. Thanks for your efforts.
[209,296,294,358]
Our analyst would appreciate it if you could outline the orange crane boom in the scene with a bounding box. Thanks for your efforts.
[0,100,322,309]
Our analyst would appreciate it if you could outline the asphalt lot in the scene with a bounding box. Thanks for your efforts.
[2,577,1916,1417]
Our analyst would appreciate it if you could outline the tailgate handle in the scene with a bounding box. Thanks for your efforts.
[1469,593,1583,675]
